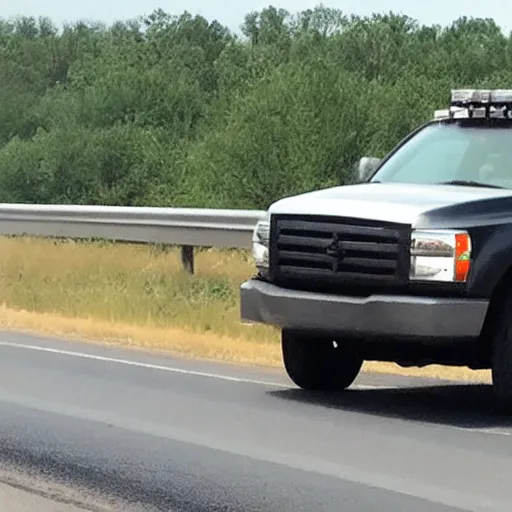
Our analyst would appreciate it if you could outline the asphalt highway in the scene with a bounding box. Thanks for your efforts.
[0,331,511,511]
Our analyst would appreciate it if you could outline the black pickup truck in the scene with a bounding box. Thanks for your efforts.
[240,89,512,410]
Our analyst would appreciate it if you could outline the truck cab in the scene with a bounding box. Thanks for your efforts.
[240,89,512,410]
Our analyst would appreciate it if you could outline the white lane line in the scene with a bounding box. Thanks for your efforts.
[0,340,387,390]
[5,341,510,437]
[0,341,289,387]
[354,384,388,390]
[453,426,512,437]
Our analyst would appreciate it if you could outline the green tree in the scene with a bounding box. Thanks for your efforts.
[0,8,510,209]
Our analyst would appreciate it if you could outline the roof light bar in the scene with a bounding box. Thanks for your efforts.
[490,90,512,103]
[451,89,491,105]
[433,109,449,120]
[445,89,512,120]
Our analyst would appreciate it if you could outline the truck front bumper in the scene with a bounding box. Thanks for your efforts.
[240,279,489,339]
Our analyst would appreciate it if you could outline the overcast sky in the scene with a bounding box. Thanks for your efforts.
[0,0,510,35]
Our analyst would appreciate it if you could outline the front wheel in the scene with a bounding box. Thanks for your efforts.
[282,329,363,391]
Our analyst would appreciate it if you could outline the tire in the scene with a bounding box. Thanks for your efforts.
[491,292,512,411]
[281,329,363,391]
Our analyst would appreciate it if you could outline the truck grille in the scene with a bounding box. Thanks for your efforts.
[269,214,411,290]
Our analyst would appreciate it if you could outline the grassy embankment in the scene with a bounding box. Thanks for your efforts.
[0,237,491,382]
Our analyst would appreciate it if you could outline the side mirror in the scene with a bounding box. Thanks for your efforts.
[357,157,381,182]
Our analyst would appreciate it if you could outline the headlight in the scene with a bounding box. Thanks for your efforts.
[410,229,471,282]
[252,213,270,275]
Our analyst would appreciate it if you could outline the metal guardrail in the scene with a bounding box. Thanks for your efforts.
[0,204,266,273]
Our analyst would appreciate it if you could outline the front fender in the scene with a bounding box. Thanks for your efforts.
[467,224,512,297]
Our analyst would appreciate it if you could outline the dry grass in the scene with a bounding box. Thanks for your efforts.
[0,306,282,367]
[0,237,274,341]
[0,237,491,383]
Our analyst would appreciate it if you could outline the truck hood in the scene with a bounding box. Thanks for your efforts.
[268,183,512,228]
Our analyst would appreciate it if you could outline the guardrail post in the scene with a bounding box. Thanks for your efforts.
[180,245,194,274]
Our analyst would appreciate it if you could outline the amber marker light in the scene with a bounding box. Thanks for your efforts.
[455,232,472,282]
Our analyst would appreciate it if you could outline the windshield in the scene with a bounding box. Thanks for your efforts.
[371,122,512,189]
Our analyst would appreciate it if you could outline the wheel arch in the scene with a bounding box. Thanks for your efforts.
[477,265,512,367]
